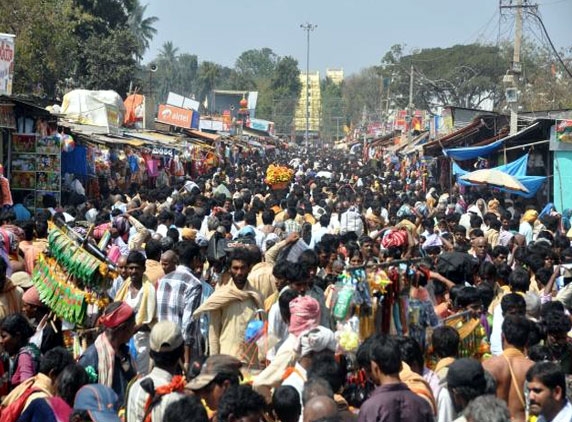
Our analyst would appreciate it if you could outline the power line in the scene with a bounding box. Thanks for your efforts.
[524,9,572,78]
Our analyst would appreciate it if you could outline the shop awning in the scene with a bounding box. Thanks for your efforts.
[442,121,542,161]
[97,135,146,147]
[186,129,221,142]
[389,132,429,154]
[443,139,504,161]
[127,131,183,144]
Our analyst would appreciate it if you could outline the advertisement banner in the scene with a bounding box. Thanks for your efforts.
[105,104,121,135]
[248,118,271,133]
[0,103,16,129]
[222,110,232,131]
[191,110,200,129]
[556,119,572,143]
[394,110,408,131]
[157,104,194,129]
[0,34,15,96]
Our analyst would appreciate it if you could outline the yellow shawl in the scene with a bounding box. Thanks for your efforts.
[114,275,154,326]
[264,291,279,313]
[1,372,53,409]
[194,280,263,317]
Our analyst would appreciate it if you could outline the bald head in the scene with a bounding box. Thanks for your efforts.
[303,396,338,422]
[160,250,179,274]
[514,233,526,247]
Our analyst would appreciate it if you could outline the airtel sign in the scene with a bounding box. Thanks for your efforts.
[157,104,199,129]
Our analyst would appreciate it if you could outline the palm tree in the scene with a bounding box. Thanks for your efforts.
[158,41,179,63]
[155,41,180,102]
[197,61,221,109]
[128,0,158,61]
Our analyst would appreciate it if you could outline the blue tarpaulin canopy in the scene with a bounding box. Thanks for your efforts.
[443,139,504,161]
[453,154,546,198]
[452,153,529,177]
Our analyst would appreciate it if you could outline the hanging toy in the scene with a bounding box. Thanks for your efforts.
[62,134,76,152]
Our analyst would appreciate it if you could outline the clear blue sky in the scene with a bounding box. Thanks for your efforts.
[143,0,571,76]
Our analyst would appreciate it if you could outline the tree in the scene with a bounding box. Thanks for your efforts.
[72,0,134,40]
[321,77,345,142]
[378,43,506,114]
[1,0,77,97]
[67,0,141,95]
[196,61,221,108]
[501,40,572,111]
[153,41,180,101]
[78,28,139,96]
[271,56,301,95]
[176,53,199,97]
[235,48,278,82]
[128,0,158,61]
[270,56,301,135]
[342,67,383,126]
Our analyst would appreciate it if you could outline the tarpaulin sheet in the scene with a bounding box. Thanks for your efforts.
[443,139,504,161]
[453,154,546,198]
[452,154,529,177]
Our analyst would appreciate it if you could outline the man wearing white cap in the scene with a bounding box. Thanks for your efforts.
[126,321,185,422]
[282,326,337,403]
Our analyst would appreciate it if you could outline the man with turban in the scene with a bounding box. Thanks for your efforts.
[519,209,538,245]
[282,326,337,403]
[253,295,321,401]
[79,302,136,403]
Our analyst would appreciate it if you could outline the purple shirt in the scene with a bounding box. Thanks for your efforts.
[358,382,434,422]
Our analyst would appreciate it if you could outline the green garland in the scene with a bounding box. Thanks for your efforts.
[48,228,105,289]
[32,253,87,324]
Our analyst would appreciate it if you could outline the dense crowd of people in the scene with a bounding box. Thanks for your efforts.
[0,145,570,422]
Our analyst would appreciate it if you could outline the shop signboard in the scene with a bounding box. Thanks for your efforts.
[0,34,15,96]
[157,104,195,129]
[556,119,572,143]
[191,110,200,129]
[393,110,408,131]
[0,103,15,129]
[222,110,232,131]
[200,119,224,132]
[167,92,200,112]
[151,146,175,157]
[248,118,271,133]
[105,104,121,135]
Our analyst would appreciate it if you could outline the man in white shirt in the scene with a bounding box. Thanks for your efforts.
[126,321,185,422]
[527,361,572,422]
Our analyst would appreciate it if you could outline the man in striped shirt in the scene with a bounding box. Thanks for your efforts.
[156,241,203,371]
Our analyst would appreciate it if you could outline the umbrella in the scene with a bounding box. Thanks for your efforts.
[460,169,529,193]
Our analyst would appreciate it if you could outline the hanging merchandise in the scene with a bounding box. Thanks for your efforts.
[31,223,115,325]
[11,133,62,215]
[61,134,75,152]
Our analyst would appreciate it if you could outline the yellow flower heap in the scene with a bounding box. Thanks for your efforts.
[265,164,294,185]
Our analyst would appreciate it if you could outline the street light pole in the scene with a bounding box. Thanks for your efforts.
[300,22,317,150]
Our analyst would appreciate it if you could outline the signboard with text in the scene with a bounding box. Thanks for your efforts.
[0,33,15,96]
[157,104,195,129]
[247,118,275,134]
[105,104,121,135]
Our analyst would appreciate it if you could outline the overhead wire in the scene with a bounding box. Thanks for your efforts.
[524,9,572,78]
[402,9,501,64]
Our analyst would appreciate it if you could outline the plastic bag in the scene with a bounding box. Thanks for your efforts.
[333,284,354,321]
[336,317,360,353]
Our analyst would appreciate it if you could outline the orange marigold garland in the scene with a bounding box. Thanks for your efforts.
[265,164,294,186]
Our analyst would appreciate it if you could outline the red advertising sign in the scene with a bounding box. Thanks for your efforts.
[394,110,408,131]
[156,104,194,129]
